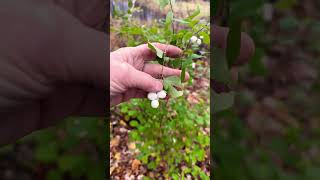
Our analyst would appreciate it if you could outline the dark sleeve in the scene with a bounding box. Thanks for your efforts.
[52,0,108,31]
[0,0,108,88]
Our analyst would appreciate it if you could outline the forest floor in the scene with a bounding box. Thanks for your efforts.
[110,60,210,179]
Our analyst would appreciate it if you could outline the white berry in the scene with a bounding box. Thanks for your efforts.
[199,36,204,39]
[196,39,202,45]
[192,62,196,69]
[151,100,159,108]
[147,92,158,101]
[157,90,167,99]
[190,36,198,43]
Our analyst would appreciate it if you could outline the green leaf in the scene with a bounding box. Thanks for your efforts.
[172,174,179,180]
[275,0,298,10]
[168,85,183,98]
[199,31,210,44]
[148,42,164,58]
[305,167,320,180]
[88,165,105,180]
[147,161,157,170]
[165,11,173,27]
[212,48,232,84]
[128,0,133,8]
[174,18,190,24]
[226,19,241,67]
[230,0,264,18]
[163,76,182,89]
[165,11,174,38]
[181,67,186,82]
[46,170,62,180]
[182,31,193,45]
[190,53,203,59]
[249,48,267,76]
[212,91,235,113]
[57,154,88,173]
[34,142,58,163]
[130,120,139,127]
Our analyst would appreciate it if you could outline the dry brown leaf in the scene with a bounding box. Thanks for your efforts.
[111,136,120,147]
[120,120,127,126]
[115,153,121,161]
[187,92,200,104]
[128,142,136,150]
[148,172,155,178]
[110,166,116,175]
[131,159,141,171]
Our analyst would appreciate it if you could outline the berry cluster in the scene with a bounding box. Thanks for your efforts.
[190,35,203,45]
[147,90,167,108]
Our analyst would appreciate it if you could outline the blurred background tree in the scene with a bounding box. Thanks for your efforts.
[213,0,320,179]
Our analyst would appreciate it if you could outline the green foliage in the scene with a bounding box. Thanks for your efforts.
[15,117,106,179]
[121,97,209,177]
[213,0,320,180]
[113,0,210,178]
[212,91,235,113]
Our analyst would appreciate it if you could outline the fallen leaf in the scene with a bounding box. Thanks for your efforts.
[111,136,120,147]
[128,142,136,150]
[120,120,127,126]
[148,172,155,178]
[114,153,121,161]
[131,159,141,171]
[110,166,116,175]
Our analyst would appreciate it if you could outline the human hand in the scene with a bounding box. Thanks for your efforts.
[110,43,188,106]
[0,1,108,145]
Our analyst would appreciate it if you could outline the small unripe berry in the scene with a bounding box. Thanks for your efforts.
[190,36,197,43]
[157,90,167,99]
[147,92,158,101]
[199,36,204,39]
[196,39,202,45]
[151,100,159,108]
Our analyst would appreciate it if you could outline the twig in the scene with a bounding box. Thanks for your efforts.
[169,0,175,34]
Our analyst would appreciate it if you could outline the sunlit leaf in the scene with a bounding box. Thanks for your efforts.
[148,42,164,58]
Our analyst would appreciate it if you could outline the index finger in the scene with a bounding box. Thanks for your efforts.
[135,43,183,60]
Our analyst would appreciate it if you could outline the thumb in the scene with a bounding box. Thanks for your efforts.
[126,65,163,93]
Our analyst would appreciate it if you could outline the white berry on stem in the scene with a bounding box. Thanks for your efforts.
[192,62,196,69]
[157,90,167,99]
[147,92,158,101]
[151,100,159,108]
[196,39,202,45]
[190,36,197,43]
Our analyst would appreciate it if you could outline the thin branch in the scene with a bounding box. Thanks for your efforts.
[169,0,175,35]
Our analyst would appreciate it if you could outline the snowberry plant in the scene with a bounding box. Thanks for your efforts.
[112,0,210,178]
